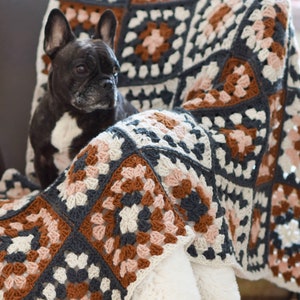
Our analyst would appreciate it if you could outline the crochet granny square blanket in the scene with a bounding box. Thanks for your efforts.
[1,0,300,298]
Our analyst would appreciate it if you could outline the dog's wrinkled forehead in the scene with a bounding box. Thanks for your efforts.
[77,39,116,60]
[55,39,118,72]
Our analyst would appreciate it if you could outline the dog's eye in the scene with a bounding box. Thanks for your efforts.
[113,66,119,75]
[75,64,88,75]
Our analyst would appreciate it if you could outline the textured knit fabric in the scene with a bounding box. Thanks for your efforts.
[0,0,300,298]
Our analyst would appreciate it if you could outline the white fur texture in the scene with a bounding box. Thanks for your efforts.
[191,262,240,300]
[131,245,240,300]
[51,112,82,171]
[132,245,201,300]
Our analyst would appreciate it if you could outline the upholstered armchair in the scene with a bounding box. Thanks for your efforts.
[0,0,300,299]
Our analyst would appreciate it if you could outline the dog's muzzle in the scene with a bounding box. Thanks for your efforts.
[100,79,114,90]
[73,81,117,112]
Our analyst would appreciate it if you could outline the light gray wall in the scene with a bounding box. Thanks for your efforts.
[0,0,49,174]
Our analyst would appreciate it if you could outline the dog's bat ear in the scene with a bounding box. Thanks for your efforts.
[44,9,75,59]
[94,10,117,49]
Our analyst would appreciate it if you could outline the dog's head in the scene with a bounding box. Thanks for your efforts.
[44,9,120,113]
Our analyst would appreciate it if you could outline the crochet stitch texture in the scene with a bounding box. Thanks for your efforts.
[0,0,300,298]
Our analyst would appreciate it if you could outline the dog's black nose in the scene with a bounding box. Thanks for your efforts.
[100,79,113,89]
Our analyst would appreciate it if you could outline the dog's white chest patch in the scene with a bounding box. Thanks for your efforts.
[51,112,82,171]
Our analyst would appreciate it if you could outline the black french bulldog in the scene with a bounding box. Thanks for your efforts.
[29,9,137,189]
